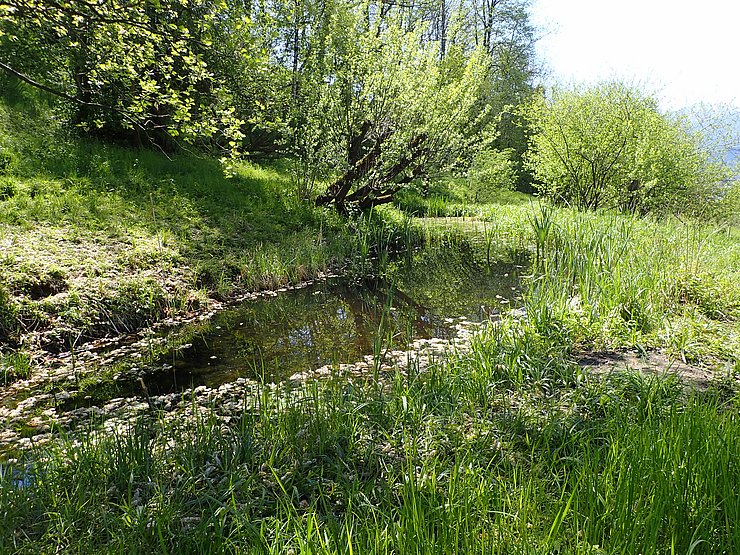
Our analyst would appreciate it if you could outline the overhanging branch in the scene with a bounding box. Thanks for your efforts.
[0,60,176,154]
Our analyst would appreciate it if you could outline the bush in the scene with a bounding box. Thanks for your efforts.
[521,82,729,215]
[0,149,12,174]
[719,179,740,226]
[466,148,518,201]
[0,177,14,199]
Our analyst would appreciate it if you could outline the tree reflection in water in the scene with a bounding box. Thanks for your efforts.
[145,247,524,393]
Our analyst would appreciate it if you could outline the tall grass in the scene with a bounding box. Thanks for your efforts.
[572,394,740,554]
[515,204,739,364]
[2,328,738,554]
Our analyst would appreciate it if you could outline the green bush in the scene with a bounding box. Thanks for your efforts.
[522,82,729,215]
[719,179,740,225]
[466,148,518,201]
[0,149,12,174]
[0,177,14,199]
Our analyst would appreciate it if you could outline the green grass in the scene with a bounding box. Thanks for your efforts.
[393,181,532,218]
[2,88,740,554]
[0,351,31,385]
[1,328,738,554]
[505,204,740,367]
[412,197,738,368]
[0,98,425,354]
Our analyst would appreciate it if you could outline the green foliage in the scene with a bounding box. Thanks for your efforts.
[0,0,248,150]
[349,31,494,176]
[571,386,740,554]
[0,177,14,199]
[0,0,539,179]
[0,283,16,341]
[719,179,740,226]
[307,18,500,211]
[522,82,729,214]
[0,349,31,383]
[501,203,740,362]
[467,148,519,201]
[2,333,739,553]
[1,131,739,552]
[393,189,459,217]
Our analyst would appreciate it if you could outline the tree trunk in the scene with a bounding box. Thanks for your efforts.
[348,120,372,166]
[317,132,428,213]
[315,139,384,212]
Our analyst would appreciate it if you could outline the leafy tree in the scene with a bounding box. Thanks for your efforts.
[463,0,539,190]
[521,82,728,214]
[0,0,540,210]
[466,147,518,200]
[311,20,496,213]
[268,0,538,209]
[0,0,248,151]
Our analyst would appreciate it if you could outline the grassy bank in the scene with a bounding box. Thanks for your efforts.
[413,198,739,370]
[0,98,425,373]
[2,326,738,554]
[477,202,740,369]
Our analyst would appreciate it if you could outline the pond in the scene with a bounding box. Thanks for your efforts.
[133,244,526,395]
[0,462,33,489]
[0,238,528,457]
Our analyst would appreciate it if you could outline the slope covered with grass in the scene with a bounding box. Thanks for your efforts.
[0,96,364,359]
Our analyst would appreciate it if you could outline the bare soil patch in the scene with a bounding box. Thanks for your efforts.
[578,350,719,389]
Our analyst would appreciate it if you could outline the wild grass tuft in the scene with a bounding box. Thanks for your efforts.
[513,205,739,364]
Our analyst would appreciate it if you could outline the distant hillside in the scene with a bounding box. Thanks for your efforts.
[675,104,740,166]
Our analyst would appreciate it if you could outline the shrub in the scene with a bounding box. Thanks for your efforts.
[0,177,14,199]
[466,148,518,201]
[521,82,729,215]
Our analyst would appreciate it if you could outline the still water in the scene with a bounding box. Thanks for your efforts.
[140,246,524,393]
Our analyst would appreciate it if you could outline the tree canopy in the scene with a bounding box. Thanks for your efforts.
[1,0,539,209]
[0,0,250,150]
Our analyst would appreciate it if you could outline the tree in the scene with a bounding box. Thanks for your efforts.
[453,0,540,190]
[268,0,538,209]
[0,0,248,151]
[0,0,540,206]
[311,20,496,213]
[521,82,728,214]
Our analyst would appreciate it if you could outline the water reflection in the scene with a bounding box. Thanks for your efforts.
[0,463,33,489]
[140,245,525,393]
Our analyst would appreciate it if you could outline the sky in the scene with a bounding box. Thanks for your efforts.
[528,0,740,111]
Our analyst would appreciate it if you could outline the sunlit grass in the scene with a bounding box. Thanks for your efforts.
[2,330,738,554]
[459,202,740,367]
[2,92,740,554]
[0,99,425,352]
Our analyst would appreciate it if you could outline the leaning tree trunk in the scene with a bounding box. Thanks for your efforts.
[315,133,428,213]
[314,139,384,213]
